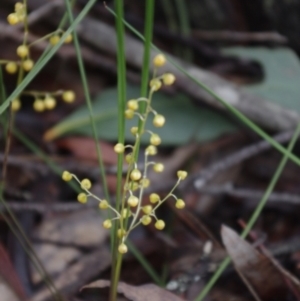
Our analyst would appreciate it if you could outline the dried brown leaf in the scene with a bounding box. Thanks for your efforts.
[221,225,288,300]
[81,280,185,301]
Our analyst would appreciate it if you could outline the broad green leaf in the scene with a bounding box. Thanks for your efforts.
[45,85,236,145]
[222,47,300,112]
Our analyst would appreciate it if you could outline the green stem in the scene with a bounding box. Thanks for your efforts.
[105,6,300,170]
[194,122,300,301]
[174,0,193,61]
[110,0,127,299]
[136,0,155,156]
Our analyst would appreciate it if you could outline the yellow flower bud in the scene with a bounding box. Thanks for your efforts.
[114,143,125,154]
[64,34,73,44]
[44,96,56,110]
[142,205,152,215]
[125,153,134,164]
[141,215,152,225]
[77,193,87,204]
[153,163,164,173]
[49,35,60,45]
[175,199,185,209]
[121,208,131,218]
[117,228,126,238]
[130,126,138,135]
[103,219,112,229]
[150,79,162,91]
[16,45,29,58]
[81,178,92,190]
[145,145,157,156]
[125,109,134,119]
[130,169,142,181]
[5,62,18,74]
[163,73,176,85]
[62,171,73,181]
[99,200,109,209]
[11,99,21,111]
[118,243,128,254]
[22,59,34,72]
[155,219,165,230]
[33,99,45,112]
[150,134,161,146]
[149,193,160,204]
[140,178,150,188]
[7,13,19,25]
[153,114,165,127]
[153,54,166,67]
[127,99,139,111]
[177,170,188,180]
[128,195,139,207]
[62,91,75,103]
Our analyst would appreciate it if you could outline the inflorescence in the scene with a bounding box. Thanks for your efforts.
[62,54,186,254]
[2,1,75,112]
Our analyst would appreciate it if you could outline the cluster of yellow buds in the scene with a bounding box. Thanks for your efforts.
[3,1,75,113]
[62,54,186,254]
[7,2,26,25]
[10,90,76,112]
[49,31,73,45]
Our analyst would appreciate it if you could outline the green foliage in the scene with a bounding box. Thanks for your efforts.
[223,47,300,112]
[46,85,236,145]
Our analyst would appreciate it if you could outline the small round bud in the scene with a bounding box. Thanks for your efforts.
[114,143,125,154]
[127,99,138,111]
[117,228,126,238]
[140,178,150,188]
[11,99,21,111]
[130,126,138,135]
[64,34,73,43]
[155,219,165,230]
[118,243,128,254]
[153,163,164,173]
[16,45,29,58]
[15,2,23,11]
[150,134,161,146]
[121,208,131,219]
[33,99,45,112]
[128,195,139,207]
[62,171,72,181]
[7,13,19,25]
[125,153,134,164]
[177,170,188,180]
[142,205,152,215]
[103,219,112,229]
[175,199,185,209]
[49,35,60,46]
[125,109,134,119]
[153,114,165,127]
[99,200,109,209]
[163,73,176,85]
[153,54,166,67]
[141,215,152,225]
[81,178,92,190]
[150,79,162,91]
[128,181,139,191]
[62,90,75,103]
[5,62,18,74]
[77,193,87,204]
[44,96,56,110]
[130,169,142,181]
[145,145,157,156]
[149,193,160,204]
[22,59,34,71]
